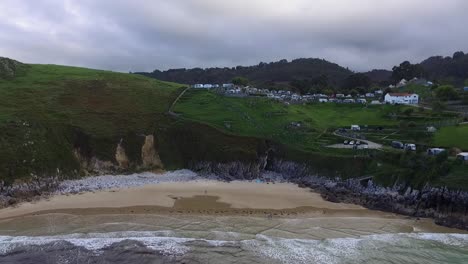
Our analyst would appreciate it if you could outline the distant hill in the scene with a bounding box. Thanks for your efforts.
[420,51,468,85]
[363,69,392,84]
[136,58,353,88]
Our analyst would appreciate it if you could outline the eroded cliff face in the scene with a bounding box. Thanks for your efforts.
[141,135,163,169]
[115,140,129,169]
[73,133,164,174]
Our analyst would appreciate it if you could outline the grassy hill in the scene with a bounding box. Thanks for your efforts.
[433,124,468,150]
[174,89,456,152]
[1,57,467,191]
[0,58,185,183]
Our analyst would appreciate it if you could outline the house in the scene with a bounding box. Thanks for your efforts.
[318,98,328,103]
[343,99,355,103]
[336,94,345,98]
[203,84,213,89]
[427,126,437,133]
[193,84,204,88]
[351,125,360,131]
[396,79,408,88]
[370,100,382,105]
[375,90,383,95]
[427,148,446,156]
[356,99,367,104]
[457,153,468,161]
[223,83,234,88]
[365,93,375,98]
[384,93,419,105]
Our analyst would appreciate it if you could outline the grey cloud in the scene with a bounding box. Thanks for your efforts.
[1,0,468,72]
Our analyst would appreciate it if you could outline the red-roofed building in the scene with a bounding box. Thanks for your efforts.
[384,93,419,105]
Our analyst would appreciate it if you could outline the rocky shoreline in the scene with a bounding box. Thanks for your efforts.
[1,160,467,231]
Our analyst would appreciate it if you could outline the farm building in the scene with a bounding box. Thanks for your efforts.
[351,125,360,131]
[384,93,419,105]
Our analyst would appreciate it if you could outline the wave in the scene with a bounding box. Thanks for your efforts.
[1,232,467,263]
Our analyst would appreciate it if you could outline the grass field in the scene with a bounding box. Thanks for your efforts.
[0,62,184,180]
[433,124,468,150]
[174,90,446,151]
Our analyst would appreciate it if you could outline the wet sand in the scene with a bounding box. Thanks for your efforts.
[0,180,464,237]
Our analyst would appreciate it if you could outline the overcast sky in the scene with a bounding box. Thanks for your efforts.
[1,0,467,72]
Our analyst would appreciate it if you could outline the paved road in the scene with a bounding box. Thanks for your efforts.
[327,131,383,149]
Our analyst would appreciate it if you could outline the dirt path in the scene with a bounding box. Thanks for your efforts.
[168,86,191,116]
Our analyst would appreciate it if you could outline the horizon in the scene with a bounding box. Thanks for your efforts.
[1,0,468,72]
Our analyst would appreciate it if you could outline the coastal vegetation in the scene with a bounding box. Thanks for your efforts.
[0,57,467,194]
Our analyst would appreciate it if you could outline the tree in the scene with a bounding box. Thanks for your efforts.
[432,100,446,112]
[343,73,371,90]
[435,85,459,101]
[453,51,465,60]
[232,77,249,86]
[392,61,426,81]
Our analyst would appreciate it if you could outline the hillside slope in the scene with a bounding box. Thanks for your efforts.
[0,58,186,184]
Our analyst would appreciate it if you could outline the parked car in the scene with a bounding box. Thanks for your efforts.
[343,140,349,145]
[355,141,361,145]
[404,143,416,151]
[391,141,404,149]
[349,141,355,145]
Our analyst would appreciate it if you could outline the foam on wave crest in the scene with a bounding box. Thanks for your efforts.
[0,232,467,263]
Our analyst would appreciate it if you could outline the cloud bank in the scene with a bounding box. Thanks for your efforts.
[0,0,467,72]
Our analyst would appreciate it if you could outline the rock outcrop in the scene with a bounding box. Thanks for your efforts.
[115,139,129,169]
[141,135,163,169]
[0,57,25,79]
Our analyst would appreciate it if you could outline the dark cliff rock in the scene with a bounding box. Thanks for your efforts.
[191,156,468,230]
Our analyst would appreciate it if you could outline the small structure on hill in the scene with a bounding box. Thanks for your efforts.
[384,93,419,105]
[427,126,437,133]
[351,125,361,131]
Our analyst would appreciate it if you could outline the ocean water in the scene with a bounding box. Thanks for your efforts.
[0,231,467,263]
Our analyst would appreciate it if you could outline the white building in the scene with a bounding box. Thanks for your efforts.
[193,84,204,88]
[384,93,419,105]
[396,79,408,88]
[223,83,234,88]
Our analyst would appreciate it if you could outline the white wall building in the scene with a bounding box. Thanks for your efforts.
[384,93,419,105]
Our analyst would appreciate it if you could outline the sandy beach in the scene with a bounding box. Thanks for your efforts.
[0,181,366,219]
[0,179,463,237]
